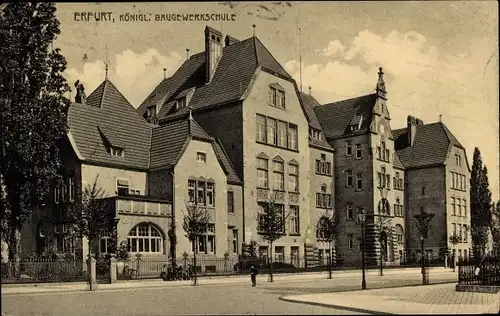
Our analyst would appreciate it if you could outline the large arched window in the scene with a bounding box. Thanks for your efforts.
[127,223,164,253]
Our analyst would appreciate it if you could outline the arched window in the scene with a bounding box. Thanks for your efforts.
[127,223,164,253]
[395,224,404,244]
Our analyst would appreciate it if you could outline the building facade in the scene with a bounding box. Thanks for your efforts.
[17,25,470,268]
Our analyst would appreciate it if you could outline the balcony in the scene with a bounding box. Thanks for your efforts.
[107,195,172,218]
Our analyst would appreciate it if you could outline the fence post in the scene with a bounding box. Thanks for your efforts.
[109,255,117,284]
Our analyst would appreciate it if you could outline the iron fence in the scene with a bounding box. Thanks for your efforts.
[1,258,87,283]
[458,255,500,286]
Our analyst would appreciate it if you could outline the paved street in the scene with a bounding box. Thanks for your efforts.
[1,270,458,316]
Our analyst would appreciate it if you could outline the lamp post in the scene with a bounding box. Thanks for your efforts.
[414,208,434,286]
[419,235,426,285]
[357,207,367,290]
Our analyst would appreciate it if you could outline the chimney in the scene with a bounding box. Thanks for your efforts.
[406,115,424,147]
[186,48,190,60]
[224,35,240,47]
[204,26,223,83]
[74,80,86,105]
[163,68,167,79]
[309,86,312,95]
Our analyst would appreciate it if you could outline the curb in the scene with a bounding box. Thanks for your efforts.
[278,296,392,315]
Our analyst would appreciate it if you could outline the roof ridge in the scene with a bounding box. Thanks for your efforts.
[106,79,152,125]
[253,37,259,65]
[99,80,108,108]
[214,138,239,177]
[320,93,376,108]
[254,37,291,78]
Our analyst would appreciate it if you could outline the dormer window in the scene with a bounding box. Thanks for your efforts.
[146,105,157,118]
[268,84,285,109]
[176,97,186,110]
[350,115,363,131]
[309,128,322,140]
[111,147,124,157]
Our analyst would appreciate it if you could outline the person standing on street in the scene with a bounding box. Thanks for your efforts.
[250,265,258,287]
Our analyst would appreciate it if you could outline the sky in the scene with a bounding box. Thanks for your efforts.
[53,2,499,201]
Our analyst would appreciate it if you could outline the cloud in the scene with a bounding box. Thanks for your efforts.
[286,29,499,200]
[65,48,183,107]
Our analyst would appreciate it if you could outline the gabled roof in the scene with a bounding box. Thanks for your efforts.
[149,116,241,183]
[393,122,465,169]
[314,94,377,139]
[137,36,293,122]
[67,80,152,170]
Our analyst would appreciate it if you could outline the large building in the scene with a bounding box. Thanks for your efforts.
[18,25,470,268]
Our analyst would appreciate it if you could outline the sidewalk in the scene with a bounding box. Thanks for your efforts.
[1,266,453,295]
[280,283,500,314]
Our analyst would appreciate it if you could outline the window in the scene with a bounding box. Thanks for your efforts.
[111,147,124,157]
[277,121,288,147]
[289,205,299,235]
[395,225,404,244]
[316,217,328,240]
[206,183,214,206]
[117,180,129,196]
[193,223,216,254]
[130,189,140,195]
[273,159,285,191]
[394,172,403,190]
[188,180,196,203]
[394,198,404,217]
[377,167,389,189]
[232,229,238,254]
[346,203,353,220]
[99,229,111,254]
[176,97,186,110]
[257,114,298,151]
[61,181,67,202]
[315,154,331,176]
[146,105,157,117]
[257,157,269,188]
[288,124,298,150]
[451,197,456,215]
[257,202,285,234]
[346,170,353,187]
[269,86,286,109]
[463,199,467,217]
[315,184,332,209]
[54,183,60,204]
[347,235,353,249]
[457,198,461,217]
[355,144,362,159]
[266,117,277,145]
[309,128,321,140]
[197,180,206,205]
[196,152,207,163]
[256,114,266,142]
[453,223,456,235]
[455,154,461,167]
[288,163,299,192]
[68,177,75,202]
[127,223,163,253]
[227,191,234,213]
[463,225,468,240]
[355,173,363,191]
[345,141,352,156]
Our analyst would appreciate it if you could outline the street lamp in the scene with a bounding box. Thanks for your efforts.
[357,207,367,290]
[414,208,434,286]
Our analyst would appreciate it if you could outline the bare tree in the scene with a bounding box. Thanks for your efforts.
[449,233,460,272]
[181,202,210,286]
[255,192,291,282]
[67,174,111,291]
[375,216,392,276]
[315,210,342,279]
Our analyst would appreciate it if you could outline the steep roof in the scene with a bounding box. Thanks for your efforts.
[67,80,152,170]
[393,122,465,169]
[299,92,322,130]
[314,94,377,139]
[137,36,293,122]
[149,116,241,183]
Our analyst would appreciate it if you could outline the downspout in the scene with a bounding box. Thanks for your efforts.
[170,170,176,261]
